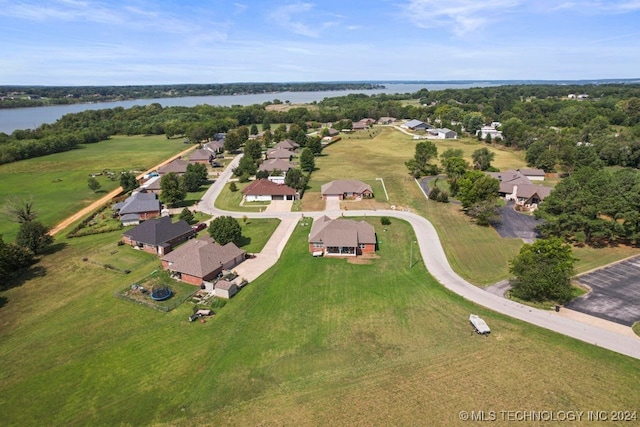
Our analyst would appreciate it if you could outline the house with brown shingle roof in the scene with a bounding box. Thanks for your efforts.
[308,216,376,257]
[157,158,189,175]
[122,216,194,256]
[272,139,300,151]
[258,158,293,174]
[266,147,293,160]
[189,148,213,164]
[161,237,246,286]
[487,170,552,209]
[320,180,373,200]
[241,179,298,201]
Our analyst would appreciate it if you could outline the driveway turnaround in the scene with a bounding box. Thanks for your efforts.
[199,154,640,360]
[567,256,640,326]
[492,201,542,243]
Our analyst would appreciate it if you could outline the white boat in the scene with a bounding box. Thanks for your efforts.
[469,314,491,334]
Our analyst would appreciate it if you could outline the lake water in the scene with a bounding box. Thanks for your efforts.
[0,82,497,134]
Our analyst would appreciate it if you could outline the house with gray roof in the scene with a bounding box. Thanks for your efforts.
[272,139,300,151]
[321,180,373,200]
[112,191,162,224]
[214,280,239,299]
[487,170,552,210]
[122,216,194,256]
[161,237,245,286]
[204,139,224,154]
[157,158,188,175]
[428,128,457,139]
[308,216,376,257]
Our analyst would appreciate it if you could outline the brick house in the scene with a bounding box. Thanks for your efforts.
[121,216,194,256]
[308,215,376,257]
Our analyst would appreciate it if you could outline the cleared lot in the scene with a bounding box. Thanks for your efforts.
[567,256,640,326]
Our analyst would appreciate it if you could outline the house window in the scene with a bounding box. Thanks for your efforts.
[358,244,366,249]
[313,243,323,249]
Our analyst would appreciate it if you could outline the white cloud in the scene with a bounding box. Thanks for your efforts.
[403,0,521,36]
[269,2,320,37]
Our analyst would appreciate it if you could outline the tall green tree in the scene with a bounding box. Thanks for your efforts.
[405,141,439,178]
[224,130,242,153]
[159,172,186,207]
[509,237,576,303]
[87,177,101,192]
[179,207,194,224]
[0,236,35,288]
[183,163,208,192]
[234,154,258,177]
[16,220,53,254]
[120,171,139,193]
[285,168,308,192]
[457,170,499,209]
[306,136,323,156]
[2,197,38,223]
[244,139,263,161]
[299,148,315,172]
[471,147,495,171]
[208,216,242,245]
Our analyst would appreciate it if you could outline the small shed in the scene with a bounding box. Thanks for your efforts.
[214,280,238,299]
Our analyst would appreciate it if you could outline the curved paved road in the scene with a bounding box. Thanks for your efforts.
[201,155,640,359]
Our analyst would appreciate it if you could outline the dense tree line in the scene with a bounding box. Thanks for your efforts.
[0,82,383,109]
[2,84,640,172]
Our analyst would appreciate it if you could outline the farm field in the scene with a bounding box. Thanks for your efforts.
[0,135,187,241]
[0,218,638,425]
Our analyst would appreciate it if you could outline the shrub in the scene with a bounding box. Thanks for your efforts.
[229,182,238,192]
[380,216,391,226]
[428,186,441,200]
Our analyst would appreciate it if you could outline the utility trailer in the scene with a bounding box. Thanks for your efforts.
[469,314,491,335]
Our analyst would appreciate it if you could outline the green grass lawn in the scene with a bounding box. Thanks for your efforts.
[238,217,280,253]
[1,218,638,425]
[0,135,187,241]
[214,181,265,212]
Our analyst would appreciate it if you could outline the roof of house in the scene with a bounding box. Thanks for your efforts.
[189,149,212,162]
[258,158,293,172]
[157,158,188,174]
[515,184,552,201]
[352,122,368,130]
[204,140,224,152]
[241,179,297,196]
[267,148,293,159]
[321,180,372,196]
[403,119,427,129]
[519,168,545,177]
[162,237,245,278]
[215,280,237,291]
[378,116,397,123]
[123,216,193,246]
[273,139,299,150]
[309,215,376,247]
[115,191,161,216]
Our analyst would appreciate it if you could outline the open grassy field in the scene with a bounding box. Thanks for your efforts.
[0,135,187,241]
[1,218,638,425]
[308,127,639,285]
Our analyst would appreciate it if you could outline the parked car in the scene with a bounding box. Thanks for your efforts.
[192,223,207,232]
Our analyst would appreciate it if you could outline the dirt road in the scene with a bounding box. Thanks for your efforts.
[49,145,195,236]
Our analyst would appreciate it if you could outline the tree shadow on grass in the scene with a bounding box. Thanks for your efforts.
[0,295,7,310]
[42,241,68,255]
[1,265,47,293]
[237,235,251,248]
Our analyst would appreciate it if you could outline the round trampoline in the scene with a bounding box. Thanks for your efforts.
[150,285,172,301]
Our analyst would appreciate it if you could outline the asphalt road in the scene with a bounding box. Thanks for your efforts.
[199,154,640,360]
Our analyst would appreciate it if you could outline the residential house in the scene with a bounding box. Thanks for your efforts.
[359,118,376,125]
[258,158,293,174]
[272,139,300,151]
[267,148,293,160]
[351,122,369,131]
[122,216,194,256]
[321,180,373,200]
[377,117,397,125]
[308,215,376,257]
[112,191,162,224]
[157,158,188,175]
[204,139,225,154]
[189,148,213,164]
[476,126,503,140]
[241,179,298,201]
[214,280,239,299]
[519,168,545,181]
[161,237,246,286]
[487,170,551,209]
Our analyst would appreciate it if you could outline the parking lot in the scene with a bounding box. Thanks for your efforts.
[567,256,640,326]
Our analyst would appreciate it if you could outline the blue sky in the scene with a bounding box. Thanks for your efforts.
[1,0,639,85]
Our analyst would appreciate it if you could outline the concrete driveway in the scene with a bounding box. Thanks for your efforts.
[324,197,340,211]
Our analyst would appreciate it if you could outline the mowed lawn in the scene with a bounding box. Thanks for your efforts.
[1,219,638,425]
[0,135,187,241]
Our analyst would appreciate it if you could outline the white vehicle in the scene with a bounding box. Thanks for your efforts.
[469,314,491,335]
